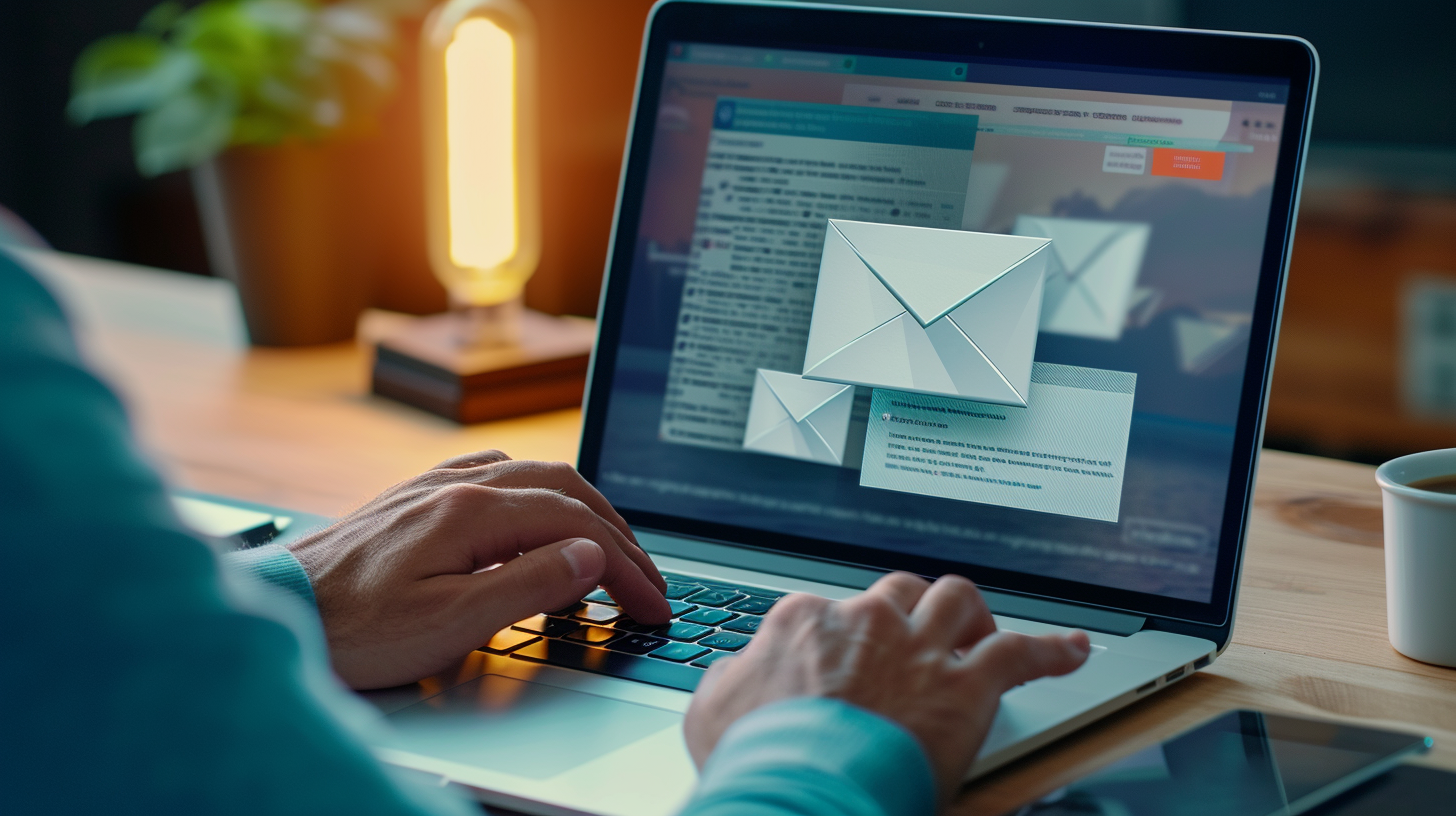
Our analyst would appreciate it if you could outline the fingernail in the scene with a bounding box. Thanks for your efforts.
[562,539,602,581]
[1068,633,1091,657]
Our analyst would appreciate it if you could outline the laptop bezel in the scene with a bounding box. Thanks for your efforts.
[578,0,1317,642]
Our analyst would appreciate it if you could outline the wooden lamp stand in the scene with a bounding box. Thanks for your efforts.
[371,300,595,423]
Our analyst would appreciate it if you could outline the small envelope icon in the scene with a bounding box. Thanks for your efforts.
[743,369,854,465]
[801,220,1050,407]
[1013,216,1151,341]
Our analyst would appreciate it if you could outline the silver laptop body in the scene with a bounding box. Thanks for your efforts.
[367,4,1318,815]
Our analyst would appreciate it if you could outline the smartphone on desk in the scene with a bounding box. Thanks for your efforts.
[1008,710,1430,816]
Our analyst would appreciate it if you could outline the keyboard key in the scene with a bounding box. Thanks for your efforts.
[685,589,742,608]
[511,638,705,692]
[726,596,776,615]
[698,632,751,652]
[565,625,620,646]
[546,603,583,618]
[721,615,762,634]
[584,589,617,605]
[664,582,702,600]
[667,600,697,617]
[681,608,736,627]
[512,615,579,638]
[651,642,711,663]
[691,650,734,668]
[658,622,713,641]
[608,634,670,655]
[480,628,539,654]
[612,618,659,634]
[572,603,622,624]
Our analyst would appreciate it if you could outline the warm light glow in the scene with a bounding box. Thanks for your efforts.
[445,17,517,273]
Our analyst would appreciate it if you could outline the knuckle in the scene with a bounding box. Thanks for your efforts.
[428,481,491,514]
[432,449,510,470]
[881,571,929,591]
[859,594,902,624]
[765,592,825,624]
[938,572,977,592]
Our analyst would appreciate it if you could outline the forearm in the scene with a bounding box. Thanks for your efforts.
[682,698,936,816]
[0,250,471,816]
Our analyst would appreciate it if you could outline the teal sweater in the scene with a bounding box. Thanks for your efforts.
[0,249,934,816]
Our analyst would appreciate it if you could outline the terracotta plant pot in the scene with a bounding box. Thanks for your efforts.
[192,142,373,346]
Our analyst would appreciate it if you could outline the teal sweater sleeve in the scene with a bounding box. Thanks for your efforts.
[224,544,318,607]
[682,697,937,816]
[0,250,474,816]
[0,248,937,816]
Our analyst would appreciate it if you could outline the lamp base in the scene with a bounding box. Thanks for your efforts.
[370,309,596,423]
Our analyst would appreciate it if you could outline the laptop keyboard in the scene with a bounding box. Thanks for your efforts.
[479,571,787,692]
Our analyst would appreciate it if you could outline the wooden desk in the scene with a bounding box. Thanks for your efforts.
[23,250,1456,814]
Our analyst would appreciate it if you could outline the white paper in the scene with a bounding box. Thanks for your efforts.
[859,363,1136,522]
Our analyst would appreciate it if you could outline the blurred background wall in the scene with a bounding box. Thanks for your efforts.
[4,0,1456,463]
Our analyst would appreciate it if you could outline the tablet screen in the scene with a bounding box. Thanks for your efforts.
[1012,711,1428,816]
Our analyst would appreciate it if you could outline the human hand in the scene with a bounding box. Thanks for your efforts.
[683,572,1090,803]
[286,450,669,690]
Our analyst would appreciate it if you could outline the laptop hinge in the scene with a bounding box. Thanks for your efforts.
[637,529,1147,636]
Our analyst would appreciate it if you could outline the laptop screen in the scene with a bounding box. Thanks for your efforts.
[582,4,1311,625]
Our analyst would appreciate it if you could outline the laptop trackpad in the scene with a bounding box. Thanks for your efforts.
[386,674,681,779]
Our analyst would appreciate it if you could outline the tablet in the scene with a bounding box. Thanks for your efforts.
[1009,710,1430,816]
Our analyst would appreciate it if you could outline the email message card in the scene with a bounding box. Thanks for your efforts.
[860,363,1136,522]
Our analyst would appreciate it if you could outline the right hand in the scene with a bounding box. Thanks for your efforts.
[287,450,670,690]
[683,572,1091,804]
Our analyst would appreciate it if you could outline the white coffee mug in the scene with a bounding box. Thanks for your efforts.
[1375,448,1456,667]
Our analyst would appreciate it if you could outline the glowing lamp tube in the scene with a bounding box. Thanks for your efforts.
[422,0,540,325]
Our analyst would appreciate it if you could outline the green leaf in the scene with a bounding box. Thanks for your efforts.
[244,0,315,36]
[68,34,200,123]
[139,1,186,36]
[71,0,406,174]
[175,2,273,87]
[133,80,238,175]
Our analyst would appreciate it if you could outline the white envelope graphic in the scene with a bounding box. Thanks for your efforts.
[1173,315,1249,374]
[1013,216,1151,341]
[801,219,1050,407]
[742,369,854,465]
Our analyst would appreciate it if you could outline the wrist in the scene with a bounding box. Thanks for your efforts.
[223,544,317,607]
[694,697,936,816]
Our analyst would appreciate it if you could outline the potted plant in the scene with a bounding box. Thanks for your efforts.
[70,0,427,345]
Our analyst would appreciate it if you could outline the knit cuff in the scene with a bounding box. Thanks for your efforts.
[223,544,317,607]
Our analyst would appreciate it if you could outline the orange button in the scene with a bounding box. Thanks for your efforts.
[1151,148,1225,180]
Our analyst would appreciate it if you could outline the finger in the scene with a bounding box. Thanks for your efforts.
[908,574,997,651]
[449,538,606,646]
[758,592,831,633]
[691,651,739,700]
[956,631,1091,695]
[433,450,512,470]
[431,485,672,624]
[460,460,665,593]
[858,572,931,615]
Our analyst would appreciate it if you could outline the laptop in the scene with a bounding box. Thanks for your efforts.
[366,3,1318,814]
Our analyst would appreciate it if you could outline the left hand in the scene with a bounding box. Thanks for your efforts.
[287,450,669,689]
[684,572,1089,803]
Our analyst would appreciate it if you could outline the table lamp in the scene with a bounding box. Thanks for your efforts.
[371,0,596,423]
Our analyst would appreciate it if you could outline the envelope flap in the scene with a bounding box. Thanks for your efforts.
[831,220,1050,326]
[760,369,850,422]
[1015,217,1144,277]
